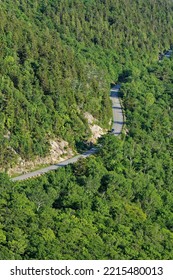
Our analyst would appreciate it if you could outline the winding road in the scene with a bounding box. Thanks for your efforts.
[11,85,123,182]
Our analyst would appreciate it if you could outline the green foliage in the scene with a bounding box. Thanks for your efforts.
[2,55,173,259]
[1,0,173,167]
[1,0,173,260]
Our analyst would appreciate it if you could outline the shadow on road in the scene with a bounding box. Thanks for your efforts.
[113,121,124,124]
[112,106,122,109]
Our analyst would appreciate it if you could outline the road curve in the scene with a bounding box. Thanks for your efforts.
[11,85,123,182]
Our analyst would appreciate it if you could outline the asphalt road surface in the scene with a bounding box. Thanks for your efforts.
[12,85,123,182]
[110,84,123,135]
[11,148,97,182]
[164,49,172,58]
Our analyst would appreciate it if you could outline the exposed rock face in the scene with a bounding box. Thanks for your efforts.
[84,112,105,143]
[6,113,106,176]
[7,139,74,176]
[49,139,73,161]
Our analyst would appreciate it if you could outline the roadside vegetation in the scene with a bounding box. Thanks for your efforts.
[1,55,173,259]
[0,0,173,259]
[1,0,173,168]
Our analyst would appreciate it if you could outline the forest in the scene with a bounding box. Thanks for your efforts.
[1,0,173,169]
[0,0,173,259]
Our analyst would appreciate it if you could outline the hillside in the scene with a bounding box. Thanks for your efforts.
[1,55,173,259]
[1,0,173,171]
[0,0,173,260]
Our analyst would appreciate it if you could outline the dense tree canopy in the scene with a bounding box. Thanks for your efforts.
[1,55,173,259]
[0,0,173,260]
[1,0,173,167]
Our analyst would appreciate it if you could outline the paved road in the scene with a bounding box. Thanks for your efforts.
[11,148,97,182]
[110,84,123,135]
[159,49,172,61]
[11,85,123,182]
[164,49,172,58]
